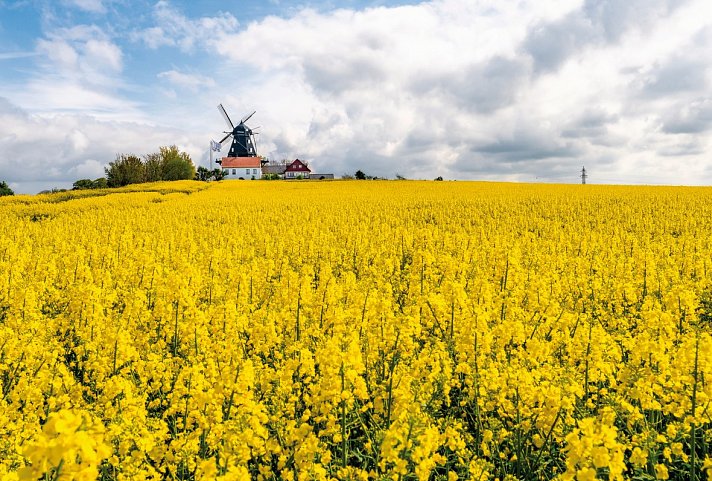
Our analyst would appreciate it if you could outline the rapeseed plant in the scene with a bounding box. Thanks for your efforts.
[0,180,711,480]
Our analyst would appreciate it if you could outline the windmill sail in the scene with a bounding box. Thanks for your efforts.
[218,104,234,129]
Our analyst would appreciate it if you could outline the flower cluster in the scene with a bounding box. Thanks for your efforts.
[0,180,711,480]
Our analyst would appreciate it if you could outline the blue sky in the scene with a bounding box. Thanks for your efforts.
[1,0,711,193]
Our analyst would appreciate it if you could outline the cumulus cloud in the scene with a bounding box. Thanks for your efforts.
[661,98,712,134]
[0,20,152,131]
[0,98,207,193]
[62,0,106,14]
[211,2,570,175]
[157,70,216,90]
[638,57,708,98]
[131,1,239,52]
[36,25,123,77]
[524,0,691,74]
[422,56,531,115]
[201,0,708,182]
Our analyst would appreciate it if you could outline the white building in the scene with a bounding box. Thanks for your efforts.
[220,157,262,180]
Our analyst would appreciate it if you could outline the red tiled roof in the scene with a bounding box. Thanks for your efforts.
[221,157,261,168]
[285,159,311,172]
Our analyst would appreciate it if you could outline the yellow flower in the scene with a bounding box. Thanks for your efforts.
[629,447,647,467]
[3,180,712,479]
[654,464,669,480]
[577,467,597,481]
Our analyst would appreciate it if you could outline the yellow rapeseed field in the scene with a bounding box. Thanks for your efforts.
[0,180,711,481]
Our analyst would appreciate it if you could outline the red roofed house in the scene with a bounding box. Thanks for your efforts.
[284,159,311,179]
[221,157,262,180]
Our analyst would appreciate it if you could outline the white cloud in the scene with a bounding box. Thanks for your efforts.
[132,1,239,52]
[36,25,123,79]
[3,23,133,121]
[158,70,216,90]
[68,158,104,178]
[206,0,712,183]
[37,38,79,71]
[0,97,209,193]
[84,38,122,71]
[62,0,106,14]
[135,26,171,49]
[0,51,39,60]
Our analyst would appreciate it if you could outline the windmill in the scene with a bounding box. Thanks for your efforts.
[217,104,258,160]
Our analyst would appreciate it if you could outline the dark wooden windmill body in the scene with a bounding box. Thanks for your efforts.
[217,104,258,159]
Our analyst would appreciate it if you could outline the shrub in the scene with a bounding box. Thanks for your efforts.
[0,181,13,196]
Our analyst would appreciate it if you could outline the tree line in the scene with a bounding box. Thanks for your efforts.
[100,145,196,188]
[2,145,215,196]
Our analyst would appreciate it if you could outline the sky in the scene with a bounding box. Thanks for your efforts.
[1,0,711,193]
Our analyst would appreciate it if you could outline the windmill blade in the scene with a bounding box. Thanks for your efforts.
[218,104,234,129]
[241,110,256,124]
[220,132,232,144]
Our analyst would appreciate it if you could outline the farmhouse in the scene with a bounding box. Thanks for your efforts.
[221,157,262,180]
[262,164,286,178]
[284,159,311,179]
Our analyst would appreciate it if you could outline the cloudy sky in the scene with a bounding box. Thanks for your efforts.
[1,0,711,193]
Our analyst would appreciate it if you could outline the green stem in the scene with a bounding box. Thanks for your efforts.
[296,294,301,342]
[340,363,347,468]
[172,301,180,356]
[691,336,700,481]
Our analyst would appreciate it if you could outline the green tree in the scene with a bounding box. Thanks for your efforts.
[0,181,13,196]
[73,178,108,190]
[195,166,226,181]
[355,170,366,180]
[195,166,211,181]
[144,152,163,182]
[105,154,145,187]
[72,179,94,190]
[157,145,195,181]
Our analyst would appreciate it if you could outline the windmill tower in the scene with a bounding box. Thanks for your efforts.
[581,166,587,184]
[217,104,258,158]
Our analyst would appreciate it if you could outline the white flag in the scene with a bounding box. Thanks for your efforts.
[210,140,221,152]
